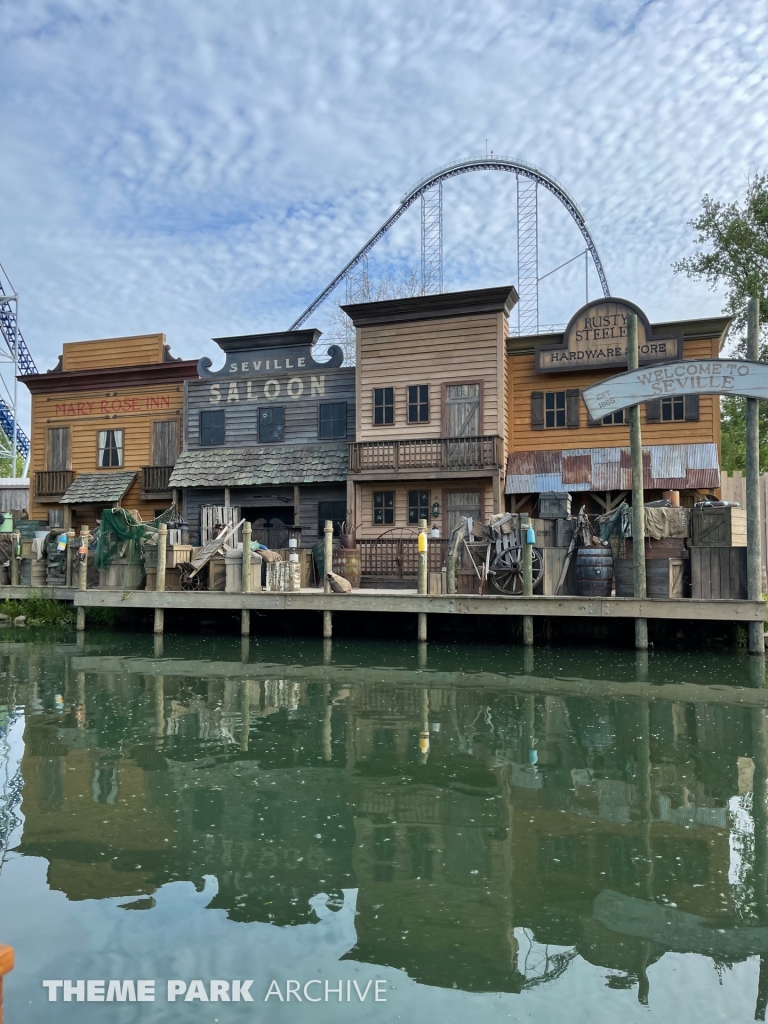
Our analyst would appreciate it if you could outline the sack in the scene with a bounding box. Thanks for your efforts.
[326,571,352,593]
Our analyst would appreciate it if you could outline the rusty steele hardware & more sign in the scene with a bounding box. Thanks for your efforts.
[582,359,768,419]
[535,298,682,374]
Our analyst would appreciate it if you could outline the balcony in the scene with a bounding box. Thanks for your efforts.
[35,470,75,500]
[349,435,503,476]
[141,465,174,495]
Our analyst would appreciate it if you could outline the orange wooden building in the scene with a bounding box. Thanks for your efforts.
[20,333,198,529]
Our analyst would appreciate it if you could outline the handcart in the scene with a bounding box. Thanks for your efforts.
[447,512,543,595]
[178,518,245,591]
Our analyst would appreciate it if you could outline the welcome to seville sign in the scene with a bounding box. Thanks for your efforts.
[583,359,768,420]
[535,299,682,373]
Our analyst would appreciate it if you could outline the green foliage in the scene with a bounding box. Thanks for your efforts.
[720,394,768,472]
[673,174,768,339]
[0,595,75,626]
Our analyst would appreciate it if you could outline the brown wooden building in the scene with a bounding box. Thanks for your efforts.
[343,287,515,539]
[21,333,198,529]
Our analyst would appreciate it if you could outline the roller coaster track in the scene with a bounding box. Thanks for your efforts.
[0,269,37,459]
[288,156,610,333]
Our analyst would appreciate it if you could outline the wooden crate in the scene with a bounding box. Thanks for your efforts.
[531,518,557,547]
[615,557,688,598]
[207,553,226,591]
[537,492,571,519]
[428,571,445,595]
[145,567,183,591]
[691,507,747,547]
[539,547,577,596]
[556,517,576,549]
[690,546,747,599]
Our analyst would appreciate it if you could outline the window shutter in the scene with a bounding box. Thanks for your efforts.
[531,392,544,430]
[565,389,580,428]
[685,394,700,421]
[645,399,661,422]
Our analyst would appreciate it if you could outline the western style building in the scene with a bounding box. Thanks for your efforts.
[505,298,727,512]
[168,329,355,546]
[343,287,516,539]
[21,333,198,529]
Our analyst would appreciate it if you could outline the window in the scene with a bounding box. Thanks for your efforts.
[152,420,178,465]
[317,500,347,537]
[445,383,480,436]
[97,429,123,468]
[408,385,429,423]
[373,387,394,425]
[318,402,347,439]
[531,390,580,429]
[373,490,395,525]
[408,490,430,524]
[645,395,699,423]
[259,406,285,442]
[601,410,625,425]
[200,410,225,446]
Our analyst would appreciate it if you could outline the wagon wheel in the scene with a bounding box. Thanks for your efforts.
[489,546,543,595]
[179,564,203,591]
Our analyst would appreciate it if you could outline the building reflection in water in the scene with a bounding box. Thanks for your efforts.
[3,643,768,1014]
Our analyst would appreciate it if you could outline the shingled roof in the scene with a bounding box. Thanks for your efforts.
[60,471,137,504]
[168,443,349,488]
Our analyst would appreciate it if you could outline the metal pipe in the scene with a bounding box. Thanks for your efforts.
[627,315,648,650]
[747,298,763,654]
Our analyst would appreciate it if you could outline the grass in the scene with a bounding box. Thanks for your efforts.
[0,595,76,627]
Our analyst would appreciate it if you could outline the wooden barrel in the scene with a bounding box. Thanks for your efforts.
[576,547,613,597]
[614,557,674,598]
[332,549,361,588]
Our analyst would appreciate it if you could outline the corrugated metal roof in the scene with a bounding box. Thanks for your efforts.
[505,443,719,494]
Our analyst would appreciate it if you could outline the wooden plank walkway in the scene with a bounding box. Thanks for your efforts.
[71,588,766,622]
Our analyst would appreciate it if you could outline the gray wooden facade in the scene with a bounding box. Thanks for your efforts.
[171,330,356,546]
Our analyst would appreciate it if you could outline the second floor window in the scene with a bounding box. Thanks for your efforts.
[545,392,565,428]
[646,395,699,423]
[259,406,285,442]
[47,427,70,471]
[97,429,123,468]
[374,387,394,425]
[373,490,395,525]
[531,390,580,429]
[200,410,225,446]
[318,402,347,439]
[408,385,429,423]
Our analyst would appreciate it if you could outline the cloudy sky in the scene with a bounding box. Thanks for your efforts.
[1,0,766,404]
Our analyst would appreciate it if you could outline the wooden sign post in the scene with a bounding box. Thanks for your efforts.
[747,298,763,654]
[627,315,648,651]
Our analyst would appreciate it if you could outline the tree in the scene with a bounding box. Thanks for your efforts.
[673,173,768,338]
[674,175,768,473]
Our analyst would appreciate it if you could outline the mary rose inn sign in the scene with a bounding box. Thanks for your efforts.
[535,298,682,373]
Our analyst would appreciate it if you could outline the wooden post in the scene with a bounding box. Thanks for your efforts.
[65,528,75,587]
[521,513,533,646]
[154,523,167,636]
[242,521,252,594]
[323,519,333,594]
[627,314,648,651]
[418,613,427,642]
[446,553,456,594]
[9,532,19,587]
[323,610,333,639]
[76,525,89,633]
[240,680,250,752]
[0,944,14,1024]
[747,297,763,654]
[241,609,250,637]
[293,485,301,535]
[418,519,428,595]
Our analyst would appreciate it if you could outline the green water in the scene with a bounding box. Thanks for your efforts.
[1,633,768,1022]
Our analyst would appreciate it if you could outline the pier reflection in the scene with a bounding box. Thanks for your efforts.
[3,640,768,1012]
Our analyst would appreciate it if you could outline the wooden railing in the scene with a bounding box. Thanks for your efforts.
[358,538,448,579]
[141,465,174,493]
[349,435,503,473]
[34,470,75,498]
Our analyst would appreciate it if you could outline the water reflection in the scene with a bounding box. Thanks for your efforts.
[2,638,768,1020]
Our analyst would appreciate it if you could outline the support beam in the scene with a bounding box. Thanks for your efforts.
[522,513,534,645]
[747,297,763,654]
[323,610,333,638]
[241,609,250,636]
[627,315,648,651]
[153,609,164,635]
[418,612,427,642]
[76,525,89,633]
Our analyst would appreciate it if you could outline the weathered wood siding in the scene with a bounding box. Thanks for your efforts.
[355,313,507,444]
[29,381,185,522]
[508,335,721,453]
[354,478,493,539]
[61,334,165,371]
[185,367,356,448]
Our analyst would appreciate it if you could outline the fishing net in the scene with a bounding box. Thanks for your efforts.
[95,506,177,588]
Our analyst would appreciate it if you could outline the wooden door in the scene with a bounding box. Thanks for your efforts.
[47,427,70,470]
[152,420,179,466]
[445,491,482,534]
[445,384,481,466]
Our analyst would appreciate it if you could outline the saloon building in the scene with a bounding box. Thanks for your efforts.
[168,330,355,546]
[21,334,198,529]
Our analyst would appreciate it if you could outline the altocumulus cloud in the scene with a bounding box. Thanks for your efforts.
[0,0,766,376]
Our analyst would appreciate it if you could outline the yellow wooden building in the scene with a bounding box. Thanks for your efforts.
[21,333,198,529]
